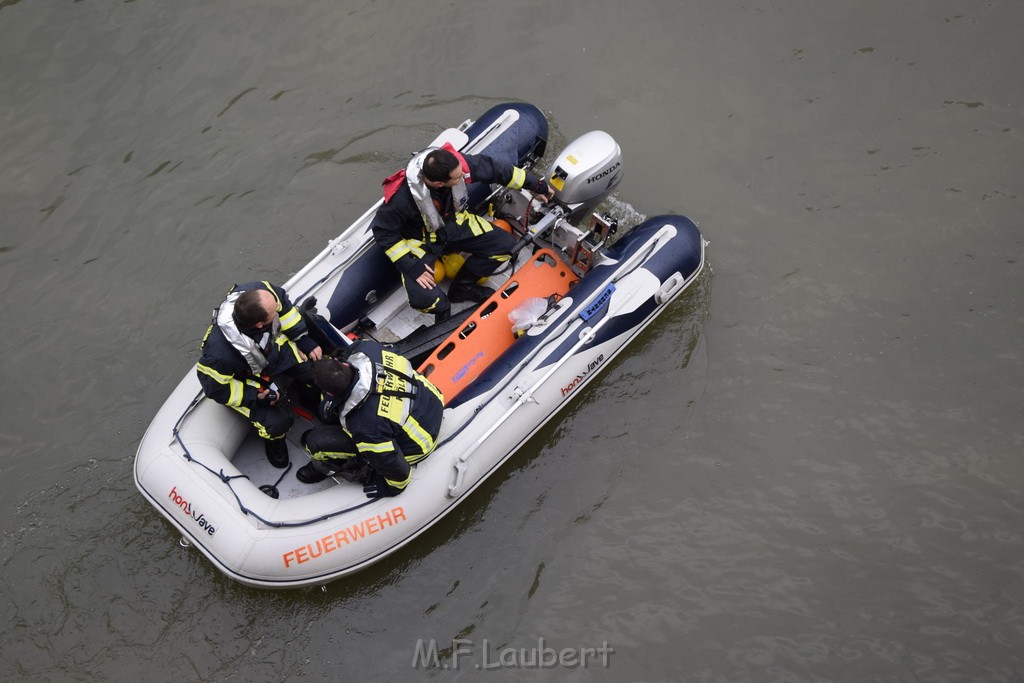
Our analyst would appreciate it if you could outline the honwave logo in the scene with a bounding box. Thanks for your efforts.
[168,486,217,536]
[561,354,605,397]
[585,161,621,184]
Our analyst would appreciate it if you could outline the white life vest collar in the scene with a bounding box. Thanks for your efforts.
[338,351,374,422]
[407,144,471,233]
[215,290,280,375]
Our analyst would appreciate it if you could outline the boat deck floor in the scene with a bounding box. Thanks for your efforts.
[231,415,343,500]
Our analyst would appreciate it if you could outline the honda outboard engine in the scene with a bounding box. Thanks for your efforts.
[547,131,623,220]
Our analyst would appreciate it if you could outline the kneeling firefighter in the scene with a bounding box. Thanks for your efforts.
[299,339,444,498]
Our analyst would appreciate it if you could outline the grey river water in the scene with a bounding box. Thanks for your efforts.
[2,0,1022,680]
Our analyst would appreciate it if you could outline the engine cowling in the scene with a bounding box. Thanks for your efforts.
[547,130,624,214]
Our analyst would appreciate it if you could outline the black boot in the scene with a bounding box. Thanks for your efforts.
[264,438,290,469]
[296,462,328,484]
[448,279,494,304]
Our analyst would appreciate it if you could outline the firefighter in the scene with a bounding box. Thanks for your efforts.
[298,339,444,498]
[196,281,322,468]
[372,145,554,321]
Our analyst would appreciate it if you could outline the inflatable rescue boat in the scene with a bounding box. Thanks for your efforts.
[134,102,706,588]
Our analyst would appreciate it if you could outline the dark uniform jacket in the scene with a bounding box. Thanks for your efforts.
[196,281,317,417]
[370,153,545,280]
[322,339,444,491]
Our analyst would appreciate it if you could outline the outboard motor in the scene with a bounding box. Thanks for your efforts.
[547,131,624,221]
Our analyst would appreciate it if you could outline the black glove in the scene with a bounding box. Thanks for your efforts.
[256,389,280,407]
[362,473,403,499]
[530,177,553,198]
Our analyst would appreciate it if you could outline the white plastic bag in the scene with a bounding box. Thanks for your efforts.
[508,297,549,335]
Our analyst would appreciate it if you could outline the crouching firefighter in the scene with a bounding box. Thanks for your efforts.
[196,281,323,469]
[299,339,445,498]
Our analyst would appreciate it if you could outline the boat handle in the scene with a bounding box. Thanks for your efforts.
[655,273,685,304]
[447,461,468,498]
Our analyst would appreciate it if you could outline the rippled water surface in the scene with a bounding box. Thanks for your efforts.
[2,0,1022,680]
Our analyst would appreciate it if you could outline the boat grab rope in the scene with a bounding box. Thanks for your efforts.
[169,392,378,529]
